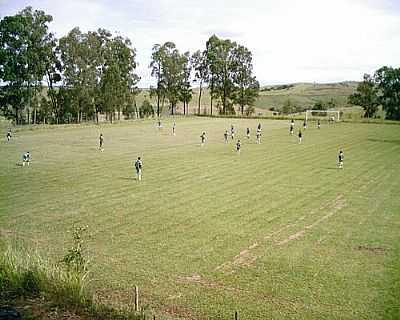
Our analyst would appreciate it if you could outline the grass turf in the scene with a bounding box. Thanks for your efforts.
[1,117,399,319]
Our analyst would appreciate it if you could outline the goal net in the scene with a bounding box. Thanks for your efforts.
[305,110,341,122]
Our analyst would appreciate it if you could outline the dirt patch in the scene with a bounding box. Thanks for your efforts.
[177,274,240,293]
[356,245,388,254]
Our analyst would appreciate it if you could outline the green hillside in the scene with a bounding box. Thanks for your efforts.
[135,82,359,116]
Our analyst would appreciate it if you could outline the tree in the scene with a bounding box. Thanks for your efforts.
[150,42,189,116]
[192,49,208,114]
[100,35,139,122]
[282,99,296,114]
[59,28,97,123]
[150,44,166,118]
[139,99,154,118]
[232,45,259,115]
[348,74,379,118]
[206,35,238,114]
[0,7,56,124]
[180,51,192,115]
[374,66,400,120]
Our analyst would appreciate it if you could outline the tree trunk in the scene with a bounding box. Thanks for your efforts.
[118,108,121,121]
[96,111,99,124]
[27,109,30,125]
[34,108,37,124]
[183,101,186,115]
[198,83,202,115]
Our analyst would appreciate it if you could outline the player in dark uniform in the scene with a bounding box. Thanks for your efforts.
[224,130,229,143]
[135,156,143,180]
[99,133,104,151]
[6,129,11,141]
[172,121,176,136]
[200,131,206,146]
[290,119,294,135]
[317,119,321,129]
[22,151,30,166]
[338,150,344,168]
[246,127,250,139]
[303,120,307,130]
[298,130,302,144]
[257,123,262,131]
[231,125,235,140]
[236,139,241,153]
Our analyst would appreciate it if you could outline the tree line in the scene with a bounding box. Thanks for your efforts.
[0,7,260,125]
[348,67,400,120]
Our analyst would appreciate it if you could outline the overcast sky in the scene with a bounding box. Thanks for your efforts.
[1,0,400,87]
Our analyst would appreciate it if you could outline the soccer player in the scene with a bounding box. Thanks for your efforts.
[172,121,176,136]
[317,119,321,129]
[99,133,104,151]
[200,131,206,146]
[224,130,229,143]
[303,120,307,130]
[22,151,30,166]
[338,150,344,168]
[298,130,302,144]
[257,123,262,131]
[246,127,250,139]
[231,125,235,140]
[290,119,294,135]
[135,156,143,180]
[256,128,261,144]
[236,139,241,153]
[157,119,162,129]
[6,129,11,141]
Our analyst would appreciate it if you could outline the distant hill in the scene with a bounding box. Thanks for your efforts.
[255,82,359,111]
[135,82,359,115]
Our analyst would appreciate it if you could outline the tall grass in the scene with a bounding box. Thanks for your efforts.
[0,243,89,307]
[0,243,144,319]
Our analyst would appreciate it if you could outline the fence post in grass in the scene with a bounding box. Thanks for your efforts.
[235,311,239,320]
[134,285,139,311]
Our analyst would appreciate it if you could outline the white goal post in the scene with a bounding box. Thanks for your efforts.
[305,110,341,122]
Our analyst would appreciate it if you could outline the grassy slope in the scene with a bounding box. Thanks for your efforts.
[1,118,399,319]
[136,82,359,116]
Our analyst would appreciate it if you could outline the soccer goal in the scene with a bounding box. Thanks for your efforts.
[305,110,341,122]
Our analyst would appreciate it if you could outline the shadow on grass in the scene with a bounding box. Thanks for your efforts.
[323,167,341,170]
[368,138,400,145]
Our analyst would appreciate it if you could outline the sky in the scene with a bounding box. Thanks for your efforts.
[1,0,400,87]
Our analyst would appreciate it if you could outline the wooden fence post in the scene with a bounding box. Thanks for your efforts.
[134,285,139,311]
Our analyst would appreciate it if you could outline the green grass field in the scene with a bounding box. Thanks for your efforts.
[1,118,400,319]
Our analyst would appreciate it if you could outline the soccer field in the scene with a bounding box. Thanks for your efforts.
[1,118,400,319]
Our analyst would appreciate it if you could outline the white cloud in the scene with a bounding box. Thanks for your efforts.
[1,0,400,86]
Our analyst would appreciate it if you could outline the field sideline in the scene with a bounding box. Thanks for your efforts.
[1,117,400,319]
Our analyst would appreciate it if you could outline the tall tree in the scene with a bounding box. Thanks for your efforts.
[180,51,193,115]
[348,74,379,118]
[231,45,259,115]
[59,27,97,123]
[374,66,400,120]
[150,44,165,118]
[100,35,139,122]
[206,35,239,115]
[192,49,208,114]
[0,7,55,124]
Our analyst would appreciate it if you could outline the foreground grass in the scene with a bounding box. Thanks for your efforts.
[1,117,400,319]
